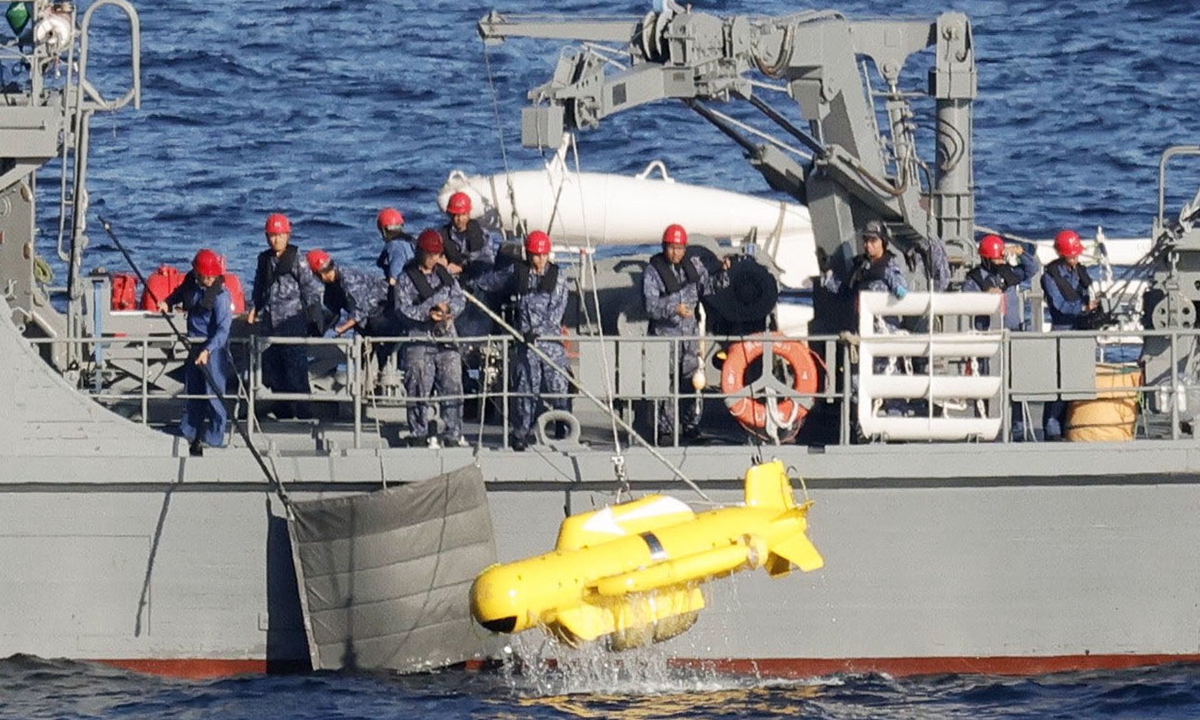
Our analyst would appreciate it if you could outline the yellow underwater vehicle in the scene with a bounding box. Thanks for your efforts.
[469,461,823,650]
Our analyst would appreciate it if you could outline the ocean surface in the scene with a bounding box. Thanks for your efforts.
[14,0,1200,716]
[5,653,1200,720]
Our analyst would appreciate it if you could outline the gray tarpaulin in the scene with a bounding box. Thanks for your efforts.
[287,465,497,672]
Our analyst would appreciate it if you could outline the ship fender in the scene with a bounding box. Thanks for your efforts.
[720,333,818,441]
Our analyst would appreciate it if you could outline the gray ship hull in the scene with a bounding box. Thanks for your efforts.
[5,299,1200,678]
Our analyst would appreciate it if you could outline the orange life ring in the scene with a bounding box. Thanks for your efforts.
[720,333,818,437]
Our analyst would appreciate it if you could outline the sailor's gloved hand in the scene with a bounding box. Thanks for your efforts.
[523,331,539,345]
[893,286,907,300]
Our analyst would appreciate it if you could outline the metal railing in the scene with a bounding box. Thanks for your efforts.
[23,324,1186,449]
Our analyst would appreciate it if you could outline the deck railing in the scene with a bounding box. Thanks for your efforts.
[23,322,1175,449]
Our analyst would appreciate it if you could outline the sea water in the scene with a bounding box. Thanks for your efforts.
[3,654,1200,719]
[12,0,1200,714]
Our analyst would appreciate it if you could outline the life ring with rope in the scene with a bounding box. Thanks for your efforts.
[720,333,818,441]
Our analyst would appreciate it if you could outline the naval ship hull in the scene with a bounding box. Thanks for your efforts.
[6,298,1200,679]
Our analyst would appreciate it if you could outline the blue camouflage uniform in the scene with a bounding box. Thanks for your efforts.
[323,266,390,335]
[376,234,416,285]
[963,248,1041,438]
[477,260,570,444]
[250,245,324,417]
[643,253,712,438]
[440,219,497,337]
[165,273,233,447]
[394,261,466,443]
[822,251,908,329]
[1040,258,1093,439]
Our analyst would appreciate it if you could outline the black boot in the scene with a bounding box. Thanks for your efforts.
[189,437,204,457]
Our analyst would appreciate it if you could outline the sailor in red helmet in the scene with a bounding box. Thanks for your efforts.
[247,213,324,419]
[963,234,1040,332]
[306,249,389,338]
[1040,228,1097,440]
[477,230,570,450]
[440,191,495,281]
[374,207,415,287]
[643,223,714,444]
[157,249,233,456]
[963,233,1041,439]
[392,229,467,447]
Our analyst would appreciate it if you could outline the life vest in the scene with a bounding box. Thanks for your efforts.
[140,265,185,310]
[404,263,455,302]
[648,253,699,295]
[252,245,302,309]
[966,262,1021,293]
[515,261,558,297]
[177,271,228,313]
[849,254,890,291]
[1045,258,1091,303]
[440,221,487,267]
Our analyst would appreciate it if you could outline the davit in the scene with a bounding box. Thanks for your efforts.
[469,460,824,650]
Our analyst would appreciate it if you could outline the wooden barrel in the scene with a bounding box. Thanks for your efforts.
[1065,363,1142,441]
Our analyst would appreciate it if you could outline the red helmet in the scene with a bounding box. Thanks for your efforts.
[306,249,332,274]
[447,192,472,215]
[377,207,404,232]
[264,213,291,235]
[1054,229,1083,258]
[662,223,688,246]
[417,228,444,255]
[192,248,223,278]
[979,234,1005,260]
[525,230,551,255]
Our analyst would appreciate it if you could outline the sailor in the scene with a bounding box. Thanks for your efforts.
[963,233,1041,438]
[476,230,570,451]
[963,234,1040,331]
[393,229,468,447]
[643,223,713,443]
[822,220,908,324]
[158,249,233,456]
[1040,228,1096,441]
[823,220,908,417]
[247,213,325,420]
[374,207,415,287]
[439,191,495,282]
[307,249,390,338]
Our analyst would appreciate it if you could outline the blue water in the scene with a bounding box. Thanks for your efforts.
[4,655,1200,719]
[74,0,1200,282]
[17,0,1200,714]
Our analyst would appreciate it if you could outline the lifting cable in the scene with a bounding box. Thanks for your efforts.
[460,287,711,504]
[561,134,634,496]
[98,216,291,510]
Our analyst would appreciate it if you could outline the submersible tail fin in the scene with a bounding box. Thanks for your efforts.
[742,461,825,575]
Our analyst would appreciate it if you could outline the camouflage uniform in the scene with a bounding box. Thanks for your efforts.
[440,219,497,338]
[642,253,712,438]
[822,252,908,329]
[394,262,466,443]
[322,266,390,335]
[165,273,233,447]
[478,260,570,443]
[251,245,324,417]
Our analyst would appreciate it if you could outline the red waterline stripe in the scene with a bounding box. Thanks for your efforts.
[94,657,490,679]
[672,654,1200,678]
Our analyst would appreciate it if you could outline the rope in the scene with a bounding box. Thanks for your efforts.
[482,40,522,236]
[564,135,631,496]
[98,215,291,509]
[460,288,710,504]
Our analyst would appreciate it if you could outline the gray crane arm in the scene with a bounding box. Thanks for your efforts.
[479,5,977,289]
